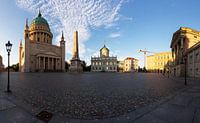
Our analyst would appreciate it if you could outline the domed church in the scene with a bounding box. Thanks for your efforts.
[19,11,65,72]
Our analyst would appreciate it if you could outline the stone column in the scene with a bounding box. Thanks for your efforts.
[60,58,62,70]
[55,58,58,70]
[36,32,38,42]
[172,49,175,65]
[38,56,40,70]
[45,34,47,43]
[42,33,44,43]
[176,44,179,64]
[48,57,50,70]
[181,38,184,49]
[46,35,48,43]
[43,56,45,70]
[33,32,36,41]
[52,58,54,70]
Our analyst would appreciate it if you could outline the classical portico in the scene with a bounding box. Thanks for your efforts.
[170,27,200,76]
[36,55,61,71]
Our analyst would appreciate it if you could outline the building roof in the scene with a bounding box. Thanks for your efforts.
[30,11,49,27]
[125,57,138,61]
[187,41,200,53]
[100,44,109,51]
[170,27,200,48]
[147,51,171,57]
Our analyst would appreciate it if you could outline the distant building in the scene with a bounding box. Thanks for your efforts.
[19,11,65,72]
[0,55,4,72]
[123,57,139,72]
[91,44,117,72]
[117,61,124,72]
[170,27,200,76]
[147,52,172,73]
[186,42,200,78]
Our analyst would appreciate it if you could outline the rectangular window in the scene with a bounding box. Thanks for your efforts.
[189,55,193,64]
[195,53,199,63]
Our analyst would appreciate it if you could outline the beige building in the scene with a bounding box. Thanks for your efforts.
[91,45,117,72]
[187,42,200,78]
[123,57,139,72]
[19,11,65,72]
[147,52,172,73]
[170,27,200,76]
[0,55,4,72]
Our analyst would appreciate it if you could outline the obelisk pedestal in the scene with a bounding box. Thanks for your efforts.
[69,31,83,72]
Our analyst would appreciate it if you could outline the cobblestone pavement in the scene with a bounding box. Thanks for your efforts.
[0,72,186,120]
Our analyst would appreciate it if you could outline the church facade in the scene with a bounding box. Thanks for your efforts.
[91,44,117,72]
[19,11,65,72]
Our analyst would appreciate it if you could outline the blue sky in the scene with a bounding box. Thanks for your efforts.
[0,0,200,67]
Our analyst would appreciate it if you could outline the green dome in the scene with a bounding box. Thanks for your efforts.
[31,12,49,26]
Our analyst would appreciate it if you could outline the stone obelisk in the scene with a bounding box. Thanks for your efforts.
[73,31,79,60]
[69,31,83,72]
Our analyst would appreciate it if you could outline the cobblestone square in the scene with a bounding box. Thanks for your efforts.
[0,72,186,120]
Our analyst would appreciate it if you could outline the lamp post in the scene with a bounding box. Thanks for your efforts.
[5,41,12,93]
[167,67,169,78]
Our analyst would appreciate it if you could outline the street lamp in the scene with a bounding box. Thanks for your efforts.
[167,67,169,78]
[5,41,12,93]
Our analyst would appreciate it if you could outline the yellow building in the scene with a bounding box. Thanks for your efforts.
[170,27,200,76]
[147,52,172,72]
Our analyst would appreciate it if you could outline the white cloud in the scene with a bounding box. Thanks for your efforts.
[15,0,125,57]
[109,32,121,38]
[120,15,133,21]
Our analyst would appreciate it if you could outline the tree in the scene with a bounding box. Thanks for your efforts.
[81,60,91,72]
[6,63,19,72]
